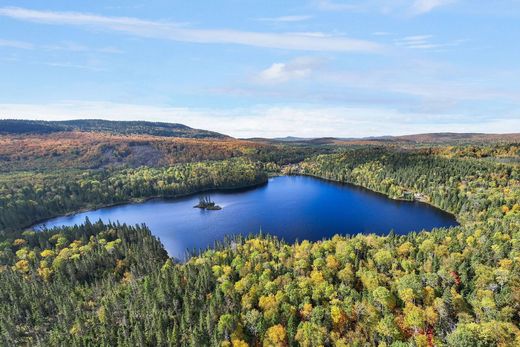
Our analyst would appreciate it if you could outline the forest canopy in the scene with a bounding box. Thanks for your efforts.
[0,137,519,346]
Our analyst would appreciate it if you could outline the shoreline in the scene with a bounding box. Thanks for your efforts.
[287,172,460,224]
[27,179,268,230]
[28,173,460,232]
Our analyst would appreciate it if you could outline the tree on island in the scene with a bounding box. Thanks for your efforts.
[194,195,222,210]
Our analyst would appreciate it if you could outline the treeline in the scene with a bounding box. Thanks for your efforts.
[1,219,518,345]
[294,148,519,223]
[0,158,267,234]
[431,143,520,163]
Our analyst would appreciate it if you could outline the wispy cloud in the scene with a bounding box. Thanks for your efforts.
[42,42,123,54]
[0,7,383,53]
[212,57,520,115]
[0,38,33,49]
[0,37,122,54]
[256,57,324,83]
[1,101,517,138]
[411,0,454,15]
[394,35,464,50]
[42,61,105,71]
[314,0,362,12]
[256,15,312,23]
[372,32,394,36]
[394,35,433,48]
[313,0,456,16]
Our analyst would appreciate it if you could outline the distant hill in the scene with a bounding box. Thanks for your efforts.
[0,119,230,139]
[250,132,520,145]
[271,136,311,142]
[391,132,520,143]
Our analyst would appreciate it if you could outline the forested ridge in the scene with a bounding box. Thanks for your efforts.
[0,131,333,171]
[0,119,228,139]
[0,142,519,346]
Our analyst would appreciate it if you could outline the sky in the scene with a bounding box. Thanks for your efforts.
[0,0,519,138]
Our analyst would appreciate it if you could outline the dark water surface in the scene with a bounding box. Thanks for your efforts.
[35,176,458,260]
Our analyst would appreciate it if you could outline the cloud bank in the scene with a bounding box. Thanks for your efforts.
[1,101,517,138]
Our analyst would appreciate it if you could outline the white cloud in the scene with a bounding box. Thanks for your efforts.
[256,57,323,83]
[1,101,517,138]
[0,7,383,53]
[256,15,312,22]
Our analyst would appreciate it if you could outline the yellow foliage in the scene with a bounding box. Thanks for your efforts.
[258,294,277,313]
[97,306,107,323]
[399,288,415,303]
[310,270,325,285]
[424,306,438,325]
[337,264,354,283]
[15,248,29,259]
[423,286,435,305]
[57,247,72,259]
[414,334,428,347]
[300,303,312,320]
[403,303,425,331]
[330,305,347,328]
[69,323,81,336]
[499,258,513,270]
[40,249,55,258]
[122,271,134,284]
[326,255,339,271]
[263,324,287,347]
[397,242,413,256]
[37,266,53,281]
[13,238,27,246]
[14,259,30,273]
[374,249,392,266]
[232,339,249,347]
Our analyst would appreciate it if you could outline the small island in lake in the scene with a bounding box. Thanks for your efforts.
[194,195,222,210]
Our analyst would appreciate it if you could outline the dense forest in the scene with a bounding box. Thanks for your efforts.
[0,124,519,346]
[294,148,519,223]
[0,158,267,234]
[0,131,333,172]
[2,216,518,346]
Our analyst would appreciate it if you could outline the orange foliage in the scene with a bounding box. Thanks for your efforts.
[0,131,266,171]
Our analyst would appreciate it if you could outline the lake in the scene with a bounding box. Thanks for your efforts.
[35,175,458,260]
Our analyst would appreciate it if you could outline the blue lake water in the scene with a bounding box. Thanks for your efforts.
[35,176,458,260]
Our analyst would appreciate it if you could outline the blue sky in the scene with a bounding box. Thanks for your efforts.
[0,0,519,137]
